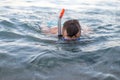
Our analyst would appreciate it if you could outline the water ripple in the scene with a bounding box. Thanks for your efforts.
[0,0,120,80]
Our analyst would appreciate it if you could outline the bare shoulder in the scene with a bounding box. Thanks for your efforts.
[49,27,58,34]
[41,27,58,34]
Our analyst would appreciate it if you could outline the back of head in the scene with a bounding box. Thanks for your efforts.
[63,19,81,37]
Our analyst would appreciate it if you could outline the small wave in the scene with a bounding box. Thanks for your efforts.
[0,31,24,40]
[0,20,15,27]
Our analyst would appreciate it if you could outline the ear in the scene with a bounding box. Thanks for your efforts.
[76,31,81,37]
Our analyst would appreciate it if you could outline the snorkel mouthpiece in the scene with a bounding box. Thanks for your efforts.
[58,8,65,39]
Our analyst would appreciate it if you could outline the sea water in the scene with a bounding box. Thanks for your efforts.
[0,0,120,80]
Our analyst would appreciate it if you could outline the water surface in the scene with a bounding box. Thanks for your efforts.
[0,0,120,80]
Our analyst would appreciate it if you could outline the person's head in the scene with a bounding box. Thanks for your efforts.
[62,19,81,39]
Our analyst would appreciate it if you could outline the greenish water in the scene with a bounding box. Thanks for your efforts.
[0,0,120,80]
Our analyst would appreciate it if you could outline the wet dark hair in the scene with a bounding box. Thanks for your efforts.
[63,19,81,37]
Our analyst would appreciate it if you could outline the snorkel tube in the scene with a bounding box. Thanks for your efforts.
[58,8,65,39]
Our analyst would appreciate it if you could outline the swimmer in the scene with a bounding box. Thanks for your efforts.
[41,19,91,41]
[41,9,92,41]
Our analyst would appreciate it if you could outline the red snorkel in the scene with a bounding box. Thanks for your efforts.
[58,8,65,39]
